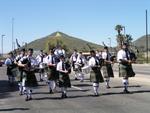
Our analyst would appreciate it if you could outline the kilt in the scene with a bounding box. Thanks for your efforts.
[47,66,57,80]
[119,64,135,78]
[23,71,38,87]
[58,72,71,88]
[102,64,114,78]
[90,67,104,83]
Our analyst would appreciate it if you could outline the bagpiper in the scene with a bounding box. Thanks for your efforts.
[88,50,104,96]
[56,55,71,98]
[46,49,57,94]
[15,48,26,95]
[18,48,38,101]
[101,46,114,89]
[117,43,135,93]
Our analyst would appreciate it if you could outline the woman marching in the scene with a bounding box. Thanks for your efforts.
[89,50,104,96]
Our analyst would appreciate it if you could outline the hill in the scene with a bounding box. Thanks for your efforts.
[26,31,103,53]
[133,35,150,51]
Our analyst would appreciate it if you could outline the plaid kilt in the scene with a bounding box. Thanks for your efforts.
[119,64,135,78]
[47,66,57,80]
[102,64,114,78]
[58,72,71,88]
[90,67,104,83]
[23,71,38,87]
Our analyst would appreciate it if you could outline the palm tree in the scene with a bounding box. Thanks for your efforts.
[115,25,124,48]
[115,25,123,35]
[125,34,133,45]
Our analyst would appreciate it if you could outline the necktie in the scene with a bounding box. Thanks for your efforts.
[125,50,130,60]
[62,62,66,71]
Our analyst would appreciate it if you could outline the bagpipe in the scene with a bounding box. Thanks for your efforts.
[21,58,38,72]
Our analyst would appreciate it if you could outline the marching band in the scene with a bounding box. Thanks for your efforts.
[4,44,136,101]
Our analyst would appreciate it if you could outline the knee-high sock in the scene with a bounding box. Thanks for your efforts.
[48,80,56,90]
[22,78,26,92]
[105,78,110,87]
[79,73,84,81]
[122,79,128,90]
[93,83,99,93]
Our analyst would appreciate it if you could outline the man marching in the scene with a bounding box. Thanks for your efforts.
[117,43,135,93]
[89,50,104,96]
[46,49,57,94]
[101,46,114,89]
[57,55,71,98]
[18,48,38,101]
[36,50,45,81]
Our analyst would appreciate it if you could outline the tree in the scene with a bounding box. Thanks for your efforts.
[115,25,123,35]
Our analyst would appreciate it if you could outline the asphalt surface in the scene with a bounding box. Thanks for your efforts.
[0,65,150,113]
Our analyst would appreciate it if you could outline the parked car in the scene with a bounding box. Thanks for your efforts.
[0,60,4,67]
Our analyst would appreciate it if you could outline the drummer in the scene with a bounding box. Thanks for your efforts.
[75,52,86,82]
[36,50,45,81]
[69,49,78,80]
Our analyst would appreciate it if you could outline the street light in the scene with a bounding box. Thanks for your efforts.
[1,35,5,57]
[108,37,111,52]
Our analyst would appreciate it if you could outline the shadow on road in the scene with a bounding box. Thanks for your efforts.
[0,107,29,112]
[112,85,141,88]
[0,80,18,99]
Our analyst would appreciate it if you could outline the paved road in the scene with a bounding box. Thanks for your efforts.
[0,65,150,113]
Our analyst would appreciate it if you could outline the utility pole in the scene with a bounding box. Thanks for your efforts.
[1,35,5,57]
[12,18,14,51]
[146,10,148,63]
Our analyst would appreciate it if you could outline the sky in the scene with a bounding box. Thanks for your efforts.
[0,0,150,53]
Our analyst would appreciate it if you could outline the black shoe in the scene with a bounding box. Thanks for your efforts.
[28,97,32,100]
[106,86,111,89]
[123,89,130,94]
[94,92,99,97]
[61,93,65,99]
[75,78,78,80]
[49,89,53,94]
[25,96,29,101]
[64,94,68,98]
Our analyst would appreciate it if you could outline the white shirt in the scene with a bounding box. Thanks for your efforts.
[89,57,99,67]
[102,52,111,60]
[18,55,38,67]
[5,58,13,65]
[46,54,56,64]
[36,54,44,64]
[57,61,66,71]
[117,49,129,62]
